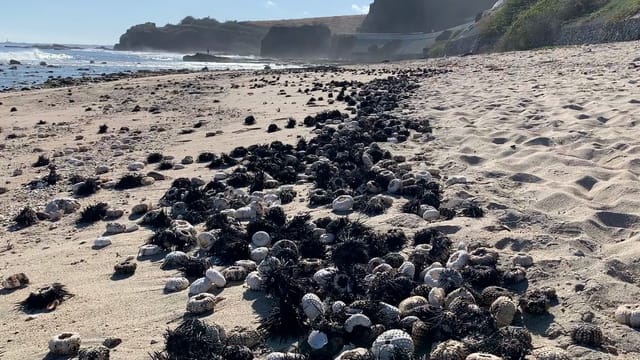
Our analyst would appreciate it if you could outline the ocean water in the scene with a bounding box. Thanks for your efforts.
[0,43,296,90]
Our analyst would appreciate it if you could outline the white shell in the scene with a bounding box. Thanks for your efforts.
[415,170,432,182]
[332,301,346,314]
[336,348,371,360]
[490,296,517,327]
[371,329,414,359]
[319,233,335,244]
[387,178,402,194]
[93,236,112,248]
[424,267,445,287]
[197,232,216,250]
[235,206,257,221]
[422,206,440,221]
[165,277,189,293]
[399,296,428,315]
[45,197,81,215]
[301,293,324,321]
[128,161,145,171]
[307,330,328,350]
[373,263,393,274]
[429,287,446,308]
[251,231,271,247]
[246,271,265,291]
[615,304,640,328]
[205,268,227,288]
[332,195,354,212]
[189,277,212,295]
[445,288,476,309]
[250,247,269,263]
[446,250,470,270]
[379,302,401,324]
[213,172,227,180]
[512,253,534,267]
[466,353,502,360]
[257,256,281,275]
[138,244,162,257]
[162,251,189,268]
[345,313,372,333]
[313,268,337,286]
[398,261,416,278]
[186,293,217,314]
[48,332,82,355]
[234,260,258,272]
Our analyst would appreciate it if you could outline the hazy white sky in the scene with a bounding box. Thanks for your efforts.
[0,0,371,45]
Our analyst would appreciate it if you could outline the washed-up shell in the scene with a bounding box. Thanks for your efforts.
[466,353,502,360]
[234,260,257,272]
[164,277,189,293]
[332,195,354,212]
[205,268,227,287]
[424,267,445,287]
[445,288,475,309]
[319,233,335,244]
[78,345,109,360]
[373,263,393,274]
[49,332,81,356]
[490,296,517,328]
[378,302,401,325]
[266,353,306,360]
[387,179,402,194]
[251,231,271,247]
[430,340,468,360]
[336,348,372,360]
[422,206,440,221]
[235,206,257,221]
[2,273,29,289]
[93,237,112,249]
[271,239,298,258]
[189,277,212,295]
[250,247,269,263]
[302,293,324,321]
[222,266,248,282]
[371,329,414,360]
[429,287,446,308]
[446,250,470,270]
[246,271,265,291]
[469,248,499,265]
[532,347,570,360]
[615,304,640,328]
[186,293,217,314]
[161,251,189,270]
[571,323,603,347]
[307,330,329,350]
[257,256,281,275]
[345,314,372,333]
[197,232,216,250]
[398,261,415,278]
[332,301,346,314]
[313,268,337,287]
[138,244,162,257]
[368,257,386,272]
[399,296,428,316]
[105,222,126,235]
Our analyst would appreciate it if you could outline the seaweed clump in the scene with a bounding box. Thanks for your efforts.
[18,283,73,312]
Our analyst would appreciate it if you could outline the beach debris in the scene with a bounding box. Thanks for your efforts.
[164,277,190,293]
[186,293,218,315]
[13,207,38,228]
[49,333,81,356]
[113,257,137,276]
[150,319,224,360]
[1,273,29,290]
[19,283,72,312]
[615,304,640,328]
[78,345,110,360]
[93,236,112,249]
[78,203,109,224]
[33,154,50,167]
[571,323,603,347]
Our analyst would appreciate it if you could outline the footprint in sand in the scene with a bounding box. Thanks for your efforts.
[595,211,640,228]
[509,173,544,184]
[524,137,553,147]
[459,155,485,166]
[575,176,598,191]
[492,137,509,144]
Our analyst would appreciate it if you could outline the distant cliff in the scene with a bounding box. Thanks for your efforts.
[359,0,497,33]
[114,17,268,54]
[261,25,332,58]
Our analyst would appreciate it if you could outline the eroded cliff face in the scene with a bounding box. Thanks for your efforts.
[114,19,268,55]
[260,25,332,58]
[359,0,496,33]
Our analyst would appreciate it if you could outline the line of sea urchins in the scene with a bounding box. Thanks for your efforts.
[144,68,569,360]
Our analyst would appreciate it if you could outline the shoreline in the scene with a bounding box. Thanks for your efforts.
[2,42,640,359]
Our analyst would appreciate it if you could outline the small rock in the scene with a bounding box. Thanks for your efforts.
[173,164,185,170]
[12,169,23,176]
[131,204,149,215]
[146,171,165,181]
[105,223,126,235]
[105,209,124,220]
[96,165,110,175]
[181,156,194,165]
[102,337,122,349]
[127,161,145,171]
[141,177,155,186]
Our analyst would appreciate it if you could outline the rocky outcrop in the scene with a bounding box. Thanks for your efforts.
[114,17,268,55]
[359,0,496,33]
[556,18,640,46]
[260,25,332,59]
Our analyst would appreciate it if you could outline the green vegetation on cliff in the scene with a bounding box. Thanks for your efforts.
[478,0,640,51]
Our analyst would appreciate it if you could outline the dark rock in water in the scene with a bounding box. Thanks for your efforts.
[10,107,17,112]
[183,53,228,62]
[9,59,21,65]
[261,24,332,58]
[39,61,47,66]
[267,124,280,133]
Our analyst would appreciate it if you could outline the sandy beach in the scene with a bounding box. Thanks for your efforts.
[2,40,640,359]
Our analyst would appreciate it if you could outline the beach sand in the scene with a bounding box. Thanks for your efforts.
[2,41,640,359]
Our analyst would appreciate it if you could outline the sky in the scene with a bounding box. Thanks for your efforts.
[0,1,371,45]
